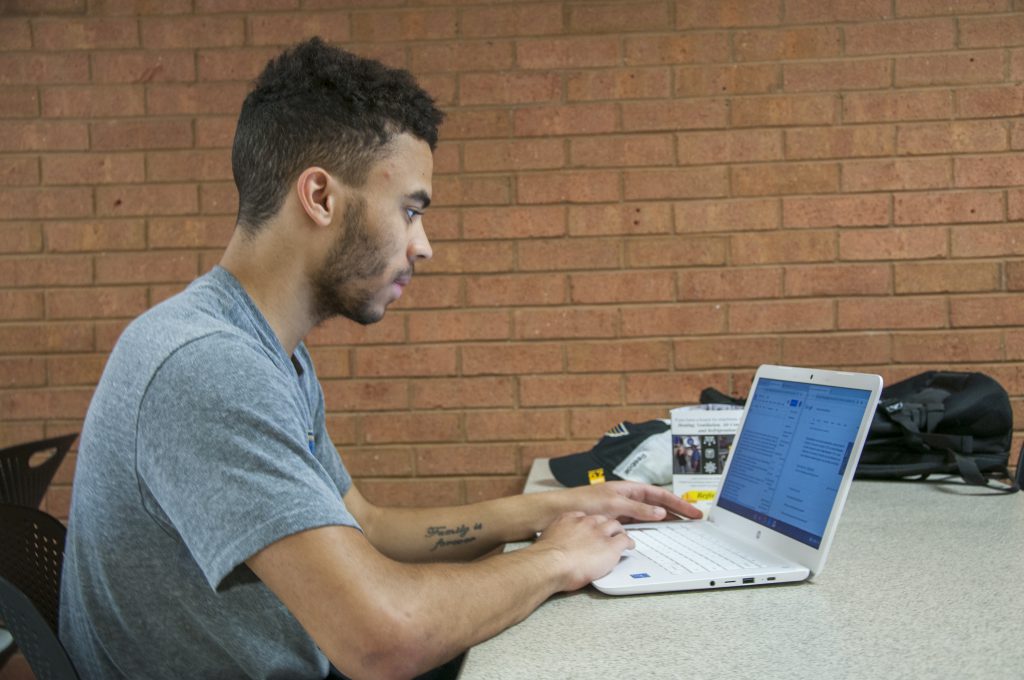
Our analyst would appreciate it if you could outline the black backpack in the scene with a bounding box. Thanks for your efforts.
[700,371,1021,492]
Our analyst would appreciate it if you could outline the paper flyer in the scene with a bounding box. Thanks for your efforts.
[670,405,743,515]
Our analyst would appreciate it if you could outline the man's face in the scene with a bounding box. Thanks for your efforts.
[310,133,433,325]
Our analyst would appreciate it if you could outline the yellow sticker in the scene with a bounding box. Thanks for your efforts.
[684,490,717,502]
[587,468,606,484]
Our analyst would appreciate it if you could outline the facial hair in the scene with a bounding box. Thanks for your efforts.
[310,196,408,325]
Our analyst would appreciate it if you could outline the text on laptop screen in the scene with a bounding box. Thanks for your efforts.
[717,378,871,549]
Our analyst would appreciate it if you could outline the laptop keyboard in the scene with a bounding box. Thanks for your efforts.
[627,524,765,574]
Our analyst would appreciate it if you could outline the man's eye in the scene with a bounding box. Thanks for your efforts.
[405,208,421,221]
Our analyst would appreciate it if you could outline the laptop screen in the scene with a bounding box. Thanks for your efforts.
[717,378,872,549]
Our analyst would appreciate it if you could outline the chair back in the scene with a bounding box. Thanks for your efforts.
[0,504,79,680]
[0,434,77,508]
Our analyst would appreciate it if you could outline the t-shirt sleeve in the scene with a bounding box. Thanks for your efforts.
[136,332,360,591]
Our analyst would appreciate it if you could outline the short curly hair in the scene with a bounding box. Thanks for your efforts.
[231,37,444,232]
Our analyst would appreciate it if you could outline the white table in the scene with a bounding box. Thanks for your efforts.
[459,459,1024,680]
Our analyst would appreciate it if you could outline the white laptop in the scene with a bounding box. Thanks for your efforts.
[593,364,882,596]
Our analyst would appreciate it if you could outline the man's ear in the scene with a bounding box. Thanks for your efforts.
[295,167,336,228]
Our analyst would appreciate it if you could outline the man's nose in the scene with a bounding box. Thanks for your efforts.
[408,220,432,263]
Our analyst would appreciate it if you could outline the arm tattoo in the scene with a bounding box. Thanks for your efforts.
[425,522,484,552]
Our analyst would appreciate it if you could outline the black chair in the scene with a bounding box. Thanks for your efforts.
[0,504,79,679]
[0,433,78,508]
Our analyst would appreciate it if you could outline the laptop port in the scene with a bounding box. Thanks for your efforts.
[742,577,755,584]
[709,581,716,586]
[767,577,776,581]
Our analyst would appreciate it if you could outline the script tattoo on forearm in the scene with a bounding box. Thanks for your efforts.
[425,522,483,552]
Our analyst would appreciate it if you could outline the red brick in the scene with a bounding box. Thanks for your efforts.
[0,388,93,421]
[624,371,732,405]
[0,121,87,152]
[320,379,409,412]
[0,223,42,254]
[0,156,39,186]
[894,190,1004,225]
[361,412,462,445]
[840,226,948,260]
[676,198,780,233]
[622,99,728,132]
[461,343,563,376]
[838,297,948,330]
[354,478,461,507]
[1013,49,1024,83]
[91,119,192,150]
[351,9,456,42]
[569,203,673,236]
[1010,189,1024,220]
[466,410,566,442]
[0,357,46,388]
[960,14,1024,47]
[570,271,675,304]
[41,85,144,118]
[0,187,92,219]
[734,26,841,62]
[951,224,1024,257]
[894,330,1004,363]
[307,347,350,379]
[96,183,197,217]
[414,376,515,410]
[41,153,143,185]
[0,323,92,353]
[341,448,413,478]
[675,63,780,97]
[846,18,955,55]
[514,103,618,137]
[676,0,781,28]
[842,158,951,191]
[897,51,1005,87]
[784,263,892,296]
[2,255,92,287]
[44,219,145,252]
[619,303,727,337]
[199,182,237,216]
[0,423,47,449]
[955,156,1024,187]
[733,162,839,196]
[520,375,622,407]
[782,333,891,367]
[411,41,514,75]
[195,116,236,149]
[463,139,564,173]
[957,86,1024,119]
[416,444,518,476]
[140,16,244,48]
[516,37,620,69]
[462,206,565,240]
[46,287,148,320]
[93,251,196,285]
[675,336,782,370]
[515,308,619,340]
[0,54,89,85]
[518,171,620,205]
[459,72,560,106]
[895,0,1008,16]
[731,231,835,265]
[732,95,836,127]
[0,290,43,321]
[567,68,670,102]
[424,241,515,274]
[786,125,893,160]
[0,87,39,117]
[90,0,192,15]
[625,235,727,267]
[196,47,281,82]
[567,340,671,373]
[894,261,1001,294]
[571,134,674,168]
[1009,261,1024,290]
[678,130,783,165]
[898,121,1008,155]
[460,4,563,38]
[308,315,404,346]
[0,18,32,49]
[678,267,784,301]
[465,477,526,503]
[33,18,138,50]
[147,216,233,249]
[408,310,510,343]
[794,63,887,94]
[730,299,834,333]
[950,295,1024,327]
[568,1,669,32]
[624,167,729,200]
[622,33,731,65]
[195,0,298,11]
[440,110,512,140]
[843,90,953,123]
[1014,120,1024,150]
[431,176,512,208]
[465,273,566,307]
[354,346,456,378]
[146,151,232,182]
[786,0,893,22]
[247,13,349,46]
[783,195,890,228]
[145,82,249,115]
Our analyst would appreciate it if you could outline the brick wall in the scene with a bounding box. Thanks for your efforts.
[1,0,1023,516]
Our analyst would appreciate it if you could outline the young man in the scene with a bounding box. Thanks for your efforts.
[59,38,700,680]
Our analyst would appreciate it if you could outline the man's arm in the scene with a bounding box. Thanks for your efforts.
[344,480,702,563]
[247,511,631,680]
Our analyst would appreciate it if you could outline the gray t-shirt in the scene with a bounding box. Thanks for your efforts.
[60,266,360,679]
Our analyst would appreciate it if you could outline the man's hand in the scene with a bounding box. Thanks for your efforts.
[528,511,635,592]
[547,480,703,525]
